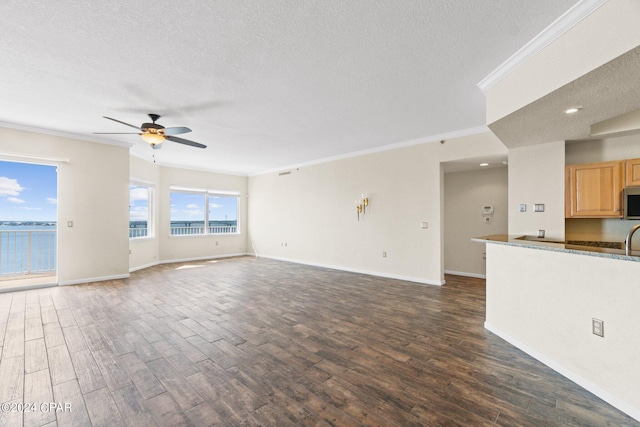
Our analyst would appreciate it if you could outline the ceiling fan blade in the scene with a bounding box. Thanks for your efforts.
[93,132,142,134]
[165,135,207,149]
[164,126,192,136]
[103,116,142,130]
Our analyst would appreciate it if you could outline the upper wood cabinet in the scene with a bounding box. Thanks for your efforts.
[565,161,623,218]
[625,158,640,186]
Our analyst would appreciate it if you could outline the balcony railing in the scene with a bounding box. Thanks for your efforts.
[129,228,149,238]
[170,225,237,235]
[0,230,56,276]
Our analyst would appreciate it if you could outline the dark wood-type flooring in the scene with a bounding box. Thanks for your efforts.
[0,256,637,426]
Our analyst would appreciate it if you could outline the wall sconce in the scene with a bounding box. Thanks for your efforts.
[355,193,369,221]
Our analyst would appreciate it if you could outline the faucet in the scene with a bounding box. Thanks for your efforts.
[625,223,640,256]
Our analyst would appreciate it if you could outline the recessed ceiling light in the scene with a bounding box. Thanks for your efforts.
[480,162,489,167]
[564,107,581,114]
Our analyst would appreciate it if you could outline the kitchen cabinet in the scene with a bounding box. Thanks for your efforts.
[565,161,623,218]
[625,158,640,186]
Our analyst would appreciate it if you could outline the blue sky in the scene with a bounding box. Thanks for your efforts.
[0,161,57,221]
[170,192,238,222]
[129,185,150,222]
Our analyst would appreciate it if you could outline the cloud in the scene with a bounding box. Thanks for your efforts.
[46,197,57,205]
[7,197,25,204]
[0,176,24,196]
[129,187,148,203]
[186,203,199,209]
[17,207,42,211]
[130,206,149,221]
[209,203,223,209]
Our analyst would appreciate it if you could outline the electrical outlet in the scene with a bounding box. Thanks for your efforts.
[592,318,604,337]
[382,251,387,258]
[519,204,526,212]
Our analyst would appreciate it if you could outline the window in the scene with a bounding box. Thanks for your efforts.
[170,187,239,236]
[129,182,154,238]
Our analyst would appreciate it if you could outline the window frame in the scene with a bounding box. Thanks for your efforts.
[169,186,240,237]
[129,180,155,240]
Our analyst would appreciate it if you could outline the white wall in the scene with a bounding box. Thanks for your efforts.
[444,167,508,277]
[0,127,130,284]
[128,158,248,269]
[508,141,566,240]
[248,132,507,285]
[566,134,640,164]
[486,243,640,422]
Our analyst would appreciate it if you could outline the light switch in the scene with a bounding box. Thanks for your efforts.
[421,222,428,229]
[519,204,526,212]
[67,221,73,227]
[534,204,545,212]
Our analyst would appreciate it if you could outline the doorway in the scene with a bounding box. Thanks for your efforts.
[0,160,57,291]
[442,157,508,279]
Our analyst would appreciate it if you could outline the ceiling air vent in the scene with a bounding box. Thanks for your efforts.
[278,171,291,176]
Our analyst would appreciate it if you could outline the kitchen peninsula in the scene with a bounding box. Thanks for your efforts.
[474,235,640,421]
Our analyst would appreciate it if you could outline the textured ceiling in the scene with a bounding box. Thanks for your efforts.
[0,0,578,175]
[489,45,640,148]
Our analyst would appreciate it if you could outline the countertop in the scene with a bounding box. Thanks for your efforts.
[472,234,640,262]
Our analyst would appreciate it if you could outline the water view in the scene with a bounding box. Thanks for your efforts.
[1,161,58,277]
[0,223,57,276]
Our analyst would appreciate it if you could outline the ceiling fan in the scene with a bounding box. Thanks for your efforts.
[94,114,206,149]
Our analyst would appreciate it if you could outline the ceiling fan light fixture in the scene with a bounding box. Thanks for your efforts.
[141,132,165,146]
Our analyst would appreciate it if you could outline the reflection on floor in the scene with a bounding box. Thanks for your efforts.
[0,273,56,292]
[0,257,637,426]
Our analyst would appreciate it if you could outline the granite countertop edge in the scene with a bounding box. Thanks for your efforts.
[472,234,640,262]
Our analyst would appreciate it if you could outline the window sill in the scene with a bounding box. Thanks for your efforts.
[130,236,155,241]
[169,233,241,238]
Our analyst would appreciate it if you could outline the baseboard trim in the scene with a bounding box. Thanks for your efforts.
[59,273,131,286]
[484,322,640,423]
[0,282,58,294]
[260,255,444,286]
[129,261,160,273]
[158,253,251,266]
[444,270,486,279]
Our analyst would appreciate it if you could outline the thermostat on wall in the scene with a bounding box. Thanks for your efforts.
[481,206,494,216]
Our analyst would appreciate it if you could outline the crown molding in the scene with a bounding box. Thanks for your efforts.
[477,0,608,92]
[250,125,490,177]
[0,120,132,148]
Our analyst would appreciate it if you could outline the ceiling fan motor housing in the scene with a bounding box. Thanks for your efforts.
[142,122,164,132]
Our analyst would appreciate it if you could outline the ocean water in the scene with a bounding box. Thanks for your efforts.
[0,225,57,275]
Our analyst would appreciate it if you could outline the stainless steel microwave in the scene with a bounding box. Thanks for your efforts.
[624,186,640,219]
